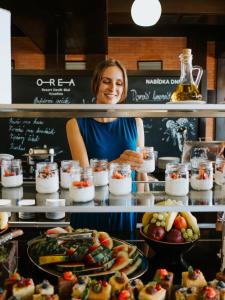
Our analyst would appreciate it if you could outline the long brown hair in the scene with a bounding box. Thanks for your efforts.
[91,59,128,102]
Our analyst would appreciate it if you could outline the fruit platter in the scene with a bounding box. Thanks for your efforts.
[27,227,148,279]
[140,200,200,260]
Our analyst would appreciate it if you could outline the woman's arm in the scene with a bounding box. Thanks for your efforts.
[66,118,89,167]
[111,118,144,170]
[135,118,148,182]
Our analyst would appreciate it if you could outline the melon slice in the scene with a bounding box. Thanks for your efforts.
[110,251,131,271]
[128,245,137,258]
[120,257,142,275]
[112,244,129,256]
[39,255,68,265]
[98,231,113,249]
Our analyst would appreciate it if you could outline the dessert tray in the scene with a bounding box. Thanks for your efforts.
[27,231,148,279]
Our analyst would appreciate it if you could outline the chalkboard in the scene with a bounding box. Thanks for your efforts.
[0,70,206,160]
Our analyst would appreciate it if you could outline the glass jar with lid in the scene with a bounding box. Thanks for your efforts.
[215,156,225,186]
[165,163,189,196]
[90,158,109,186]
[109,163,132,195]
[36,162,59,193]
[190,159,213,190]
[137,146,155,173]
[1,159,23,188]
[69,167,95,202]
[60,160,80,189]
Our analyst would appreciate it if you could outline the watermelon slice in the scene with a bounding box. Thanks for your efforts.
[110,251,131,271]
[112,244,129,256]
[46,227,68,235]
[98,232,113,249]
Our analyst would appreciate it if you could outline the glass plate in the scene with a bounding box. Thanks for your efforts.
[27,235,148,279]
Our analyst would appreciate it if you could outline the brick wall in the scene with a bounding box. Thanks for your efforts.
[12,36,216,90]
[108,37,186,70]
[12,37,45,70]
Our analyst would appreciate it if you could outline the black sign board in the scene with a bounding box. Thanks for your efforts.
[0,70,206,160]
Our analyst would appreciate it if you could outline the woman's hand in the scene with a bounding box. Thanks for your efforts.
[117,150,143,170]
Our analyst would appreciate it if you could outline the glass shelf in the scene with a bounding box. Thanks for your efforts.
[0,103,225,118]
[0,181,225,213]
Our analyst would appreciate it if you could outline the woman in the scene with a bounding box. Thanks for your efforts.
[66,59,145,233]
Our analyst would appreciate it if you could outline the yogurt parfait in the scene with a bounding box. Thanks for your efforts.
[165,163,189,196]
[137,146,155,173]
[190,160,213,190]
[36,162,59,194]
[69,167,95,202]
[109,163,132,195]
[1,159,23,188]
[215,157,225,186]
[90,158,108,186]
[60,160,80,189]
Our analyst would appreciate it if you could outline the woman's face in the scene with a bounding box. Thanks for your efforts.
[96,66,124,104]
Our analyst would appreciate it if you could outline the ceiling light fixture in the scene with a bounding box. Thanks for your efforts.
[131,0,162,27]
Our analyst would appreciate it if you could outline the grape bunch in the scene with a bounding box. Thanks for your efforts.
[150,212,168,227]
[181,228,199,242]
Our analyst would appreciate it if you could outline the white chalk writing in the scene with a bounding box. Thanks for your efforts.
[8,117,56,152]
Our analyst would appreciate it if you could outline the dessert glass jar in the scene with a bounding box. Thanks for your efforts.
[109,163,132,195]
[90,158,109,186]
[1,159,23,188]
[165,163,189,196]
[69,167,95,202]
[137,146,155,173]
[190,159,213,190]
[60,160,80,189]
[215,156,225,186]
[36,162,59,194]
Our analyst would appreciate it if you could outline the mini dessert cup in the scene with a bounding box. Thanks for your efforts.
[60,160,80,189]
[165,163,189,196]
[36,162,59,194]
[109,163,132,195]
[90,158,109,186]
[137,146,155,173]
[190,159,213,190]
[69,167,95,202]
[1,159,23,188]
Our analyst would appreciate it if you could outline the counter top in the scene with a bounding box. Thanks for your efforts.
[0,181,225,213]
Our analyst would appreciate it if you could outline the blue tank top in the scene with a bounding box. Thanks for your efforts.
[77,117,138,161]
[70,117,138,234]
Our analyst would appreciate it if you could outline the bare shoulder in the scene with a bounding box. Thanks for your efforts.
[66,118,77,130]
[135,118,144,128]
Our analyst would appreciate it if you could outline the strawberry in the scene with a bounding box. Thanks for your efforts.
[159,268,168,279]
[63,271,76,281]
[205,287,216,298]
[72,181,83,187]
[94,166,103,172]
[112,172,124,179]
[118,290,131,300]
[170,172,177,179]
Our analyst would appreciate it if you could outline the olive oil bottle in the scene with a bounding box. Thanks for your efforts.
[170,49,204,102]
